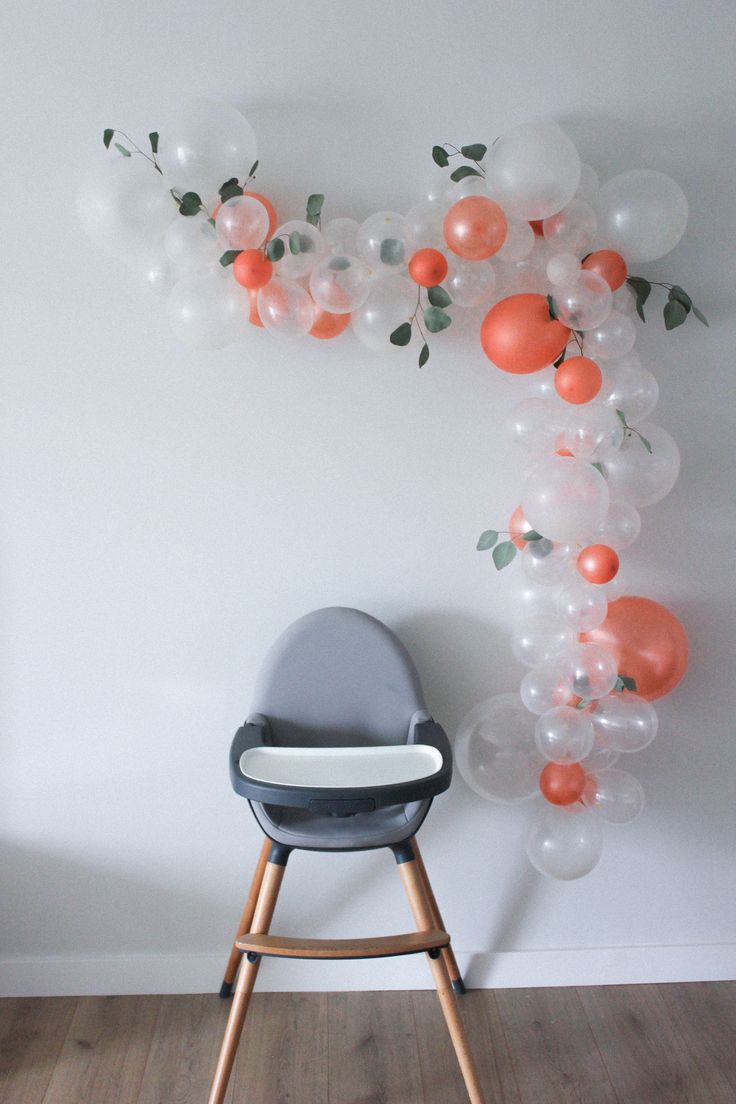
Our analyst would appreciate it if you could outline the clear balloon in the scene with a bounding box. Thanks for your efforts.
[487,119,581,220]
[308,254,372,314]
[511,615,576,668]
[546,252,580,287]
[272,220,325,279]
[601,423,680,507]
[564,642,619,700]
[556,577,608,632]
[583,768,644,823]
[164,213,221,270]
[323,217,360,255]
[520,665,573,714]
[593,501,641,550]
[454,694,544,803]
[216,195,270,251]
[357,212,409,274]
[600,355,659,421]
[584,311,637,360]
[600,565,628,602]
[552,270,613,331]
[563,404,624,461]
[404,202,447,251]
[522,456,610,542]
[576,163,600,204]
[589,693,658,753]
[494,219,535,262]
[446,257,498,307]
[257,277,316,338]
[351,276,417,352]
[157,99,258,200]
[77,155,173,250]
[527,803,604,880]
[581,738,620,772]
[508,397,566,453]
[597,169,688,263]
[535,706,595,763]
[167,265,248,349]
[543,199,597,255]
[521,540,576,587]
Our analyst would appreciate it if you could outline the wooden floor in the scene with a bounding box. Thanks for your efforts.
[1,982,734,1103]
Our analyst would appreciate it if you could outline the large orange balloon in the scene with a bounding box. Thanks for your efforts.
[444,197,507,260]
[481,294,571,374]
[582,596,688,700]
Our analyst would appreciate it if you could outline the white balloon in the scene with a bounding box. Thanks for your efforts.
[488,119,581,220]
[520,665,573,714]
[597,169,688,262]
[543,199,597,254]
[511,615,576,669]
[165,213,220,270]
[157,99,257,200]
[601,422,680,507]
[215,195,270,252]
[357,212,409,274]
[556,576,608,632]
[600,564,628,602]
[527,803,604,880]
[563,404,624,461]
[590,694,658,753]
[593,501,641,550]
[521,539,576,588]
[136,248,175,296]
[576,163,600,203]
[257,277,315,338]
[552,270,613,331]
[351,276,417,352]
[323,217,360,255]
[564,643,618,700]
[581,739,620,772]
[494,219,535,262]
[583,768,644,823]
[272,221,324,279]
[546,252,580,287]
[601,356,659,421]
[404,202,447,251]
[167,265,248,349]
[77,155,173,250]
[454,694,544,803]
[309,254,372,314]
[584,311,637,360]
[522,456,610,542]
[535,705,595,763]
[446,257,497,307]
[508,397,566,453]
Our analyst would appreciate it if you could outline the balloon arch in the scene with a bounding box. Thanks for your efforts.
[80,102,705,879]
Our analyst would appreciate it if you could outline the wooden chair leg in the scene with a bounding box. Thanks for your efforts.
[410,837,465,993]
[208,853,287,1104]
[398,849,486,1104]
[220,837,272,997]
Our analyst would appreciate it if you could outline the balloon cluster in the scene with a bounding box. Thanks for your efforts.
[80,104,703,879]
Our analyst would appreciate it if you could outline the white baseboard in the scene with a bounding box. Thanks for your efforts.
[1,943,735,997]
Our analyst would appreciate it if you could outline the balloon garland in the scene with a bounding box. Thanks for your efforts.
[80,102,706,880]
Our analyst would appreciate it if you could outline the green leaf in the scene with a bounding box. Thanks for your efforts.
[635,299,647,323]
[219,178,243,203]
[476,529,499,551]
[114,142,131,158]
[692,305,709,327]
[178,191,202,216]
[148,131,159,155]
[208,217,216,228]
[627,277,652,304]
[380,237,405,265]
[424,306,452,333]
[306,193,325,227]
[427,285,452,308]
[615,409,628,426]
[461,143,487,161]
[219,250,242,267]
[103,128,114,149]
[299,233,315,253]
[266,238,285,261]
[664,298,688,330]
[390,322,413,347]
[619,674,638,693]
[432,145,450,168]
[248,159,259,177]
[668,285,692,311]
[553,347,567,369]
[492,540,517,570]
[639,434,653,454]
[547,294,558,321]
[418,342,430,368]
[289,230,302,255]
[450,165,482,183]
[591,461,605,475]
[522,530,543,542]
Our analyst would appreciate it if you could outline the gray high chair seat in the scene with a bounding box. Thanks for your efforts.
[209,607,486,1104]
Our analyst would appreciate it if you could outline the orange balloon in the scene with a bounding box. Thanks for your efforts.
[408,248,449,287]
[444,197,507,260]
[310,306,351,339]
[248,288,264,328]
[582,250,627,292]
[540,762,586,805]
[554,356,602,404]
[577,544,619,584]
[509,505,532,549]
[481,294,571,374]
[582,596,688,700]
[233,249,273,289]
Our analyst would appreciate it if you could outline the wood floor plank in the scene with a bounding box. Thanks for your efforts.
[654,982,736,1100]
[0,997,78,1104]
[41,996,161,1104]
[579,983,718,1104]
[495,986,619,1104]
[232,992,328,1103]
[328,990,424,1104]
[136,994,234,1104]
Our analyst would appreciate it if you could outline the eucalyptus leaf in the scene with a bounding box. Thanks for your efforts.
[450,165,482,183]
[424,306,452,333]
[553,348,567,369]
[635,299,647,323]
[114,142,131,158]
[592,462,605,475]
[380,238,405,265]
[492,540,517,570]
[418,342,430,368]
[306,193,325,227]
[248,159,259,177]
[692,304,709,326]
[522,530,543,542]
[219,250,241,267]
[664,299,688,330]
[103,128,114,149]
[178,191,202,216]
[615,409,628,426]
[390,322,413,347]
[619,674,638,692]
[668,285,692,311]
[639,434,653,454]
[149,131,159,154]
[289,230,302,255]
[427,285,452,308]
[461,143,487,161]
[627,276,652,304]
[432,145,449,168]
[266,238,285,261]
[547,294,558,321]
[219,179,243,203]
[477,529,499,551]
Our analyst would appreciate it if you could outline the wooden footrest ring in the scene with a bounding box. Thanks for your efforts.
[236,929,450,960]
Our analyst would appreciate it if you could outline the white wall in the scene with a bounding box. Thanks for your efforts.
[1,0,735,996]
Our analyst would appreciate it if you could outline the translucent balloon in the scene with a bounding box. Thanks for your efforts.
[357,212,409,274]
[564,643,619,700]
[563,404,624,461]
[527,803,604,880]
[546,252,580,287]
[309,254,372,314]
[600,564,628,602]
[581,739,620,772]
[134,247,175,296]
[533,365,560,400]
[521,540,576,587]
[612,284,637,314]
[454,694,544,803]
[522,456,610,542]
[167,266,248,349]
[215,195,270,251]
[584,311,637,360]
[576,163,600,203]
[535,706,595,763]
[323,217,360,255]
[450,175,490,200]
[404,202,446,251]
[601,356,659,421]
[77,155,173,250]
[511,615,576,669]
[165,213,221,270]
[597,170,688,263]
[593,501,641,550]
[583,768,644,823]
[543,199,597,255]
[601,422,680,507]
[556,577,608,632]
[508,397,566,453]
[520,665,573,714]
[257,277,316,338]
[494,219,535,262]
[446,257,497,307]
[351,276,417,352]
[552,270,613,331]
[157,99,257,200]
[590,693,658,753]
[488,119,581,220]
[272,221,324,279]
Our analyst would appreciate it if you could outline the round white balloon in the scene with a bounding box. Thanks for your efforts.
[596,169,688,262]
[157,99,258,201]
[487,119,581,220]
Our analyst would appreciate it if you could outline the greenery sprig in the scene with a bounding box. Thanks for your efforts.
[626,277,708,330]
[103,128,161,173]
[615,409,652,453]
[390,284,453,368]
[432,142,488,182]
[477,527,544,570]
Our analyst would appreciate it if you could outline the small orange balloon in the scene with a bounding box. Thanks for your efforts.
[408,248,449,287]
[310,306,351,339]
[582,250,627,291]
[233,249,273,290]
[577,544,619,584]
[540,762,586,806]
[554,356,603,404]
[444,196,507,260]
[509,505,532,549]
[481,294,571,374]
[248,288,264,328]
[582,596,688,701]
